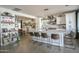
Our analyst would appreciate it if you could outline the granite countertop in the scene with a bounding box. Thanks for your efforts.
[29,29,66,33]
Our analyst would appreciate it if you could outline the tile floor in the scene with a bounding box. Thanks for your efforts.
[0,35,79,53]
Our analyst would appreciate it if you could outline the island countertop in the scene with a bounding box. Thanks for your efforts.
[29,29,66,33]
[29,29,66,47]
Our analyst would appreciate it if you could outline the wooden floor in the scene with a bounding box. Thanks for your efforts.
[0,34,79,53]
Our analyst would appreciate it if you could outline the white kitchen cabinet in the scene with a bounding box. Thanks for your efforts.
[65,12,76,33]
[56,16,66,24]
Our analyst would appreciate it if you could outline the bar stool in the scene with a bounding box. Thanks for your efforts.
[51,34,60,46]
[29,32,34,36]
[41,33,52,48]
[41,33,49,42]
[34,32,41,41]
[28,32,38,44]
[50,34,61,50]
[64,31,76,49]
[32,32,43,46]
[28,32,35,41]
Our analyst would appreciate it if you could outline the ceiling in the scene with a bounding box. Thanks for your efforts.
[0,5,79,17]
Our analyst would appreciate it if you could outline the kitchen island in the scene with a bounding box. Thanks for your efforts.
[29,29,66,47]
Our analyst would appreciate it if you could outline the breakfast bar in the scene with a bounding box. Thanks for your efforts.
[29,30,66,47]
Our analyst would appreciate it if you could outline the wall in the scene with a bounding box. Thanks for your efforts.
[0,7,38,31]
[77,12,79,32]
[41,15,66,30]
[41,20,58,29]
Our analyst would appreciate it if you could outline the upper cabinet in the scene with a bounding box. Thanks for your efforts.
[65,12,76,33]
[56,16,66,24]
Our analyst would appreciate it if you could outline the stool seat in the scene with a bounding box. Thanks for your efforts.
[41,33,48,38]
[34,32,40,37]
[29,32,34,36]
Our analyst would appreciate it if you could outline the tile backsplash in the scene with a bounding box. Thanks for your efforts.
[57,24,66,29]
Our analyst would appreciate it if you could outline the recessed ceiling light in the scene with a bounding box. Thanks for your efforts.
[12,8,22,11]
[44,8,49,11]
[65,5,69,7]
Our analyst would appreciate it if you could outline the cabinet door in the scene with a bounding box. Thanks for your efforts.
[57,17,61,24]
[65,12,76,33]
[57,17,66,24]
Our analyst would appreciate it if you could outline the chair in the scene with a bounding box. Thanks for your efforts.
[50,34,63,50]
[34,32,41,41]
[41,33,52,48]
[29,32,34,36]
[28,32,35,42]
[64,31,76,49]
[41,33,49,42]
[51,34,60,43]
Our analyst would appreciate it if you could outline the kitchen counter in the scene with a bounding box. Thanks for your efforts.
[29,29,66,35]
[29,29,66,47]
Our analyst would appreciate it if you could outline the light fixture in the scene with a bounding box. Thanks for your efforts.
[12,8,22,11]
[65,5,69,7]
[44,8,49,11]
